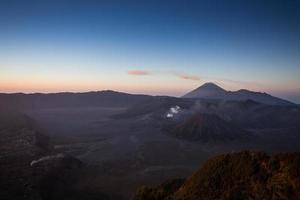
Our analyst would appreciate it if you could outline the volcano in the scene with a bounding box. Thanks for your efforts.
[182,82,293,106]
[164,113,248,142]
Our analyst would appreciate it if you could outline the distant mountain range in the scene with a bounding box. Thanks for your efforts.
[182,82,294,106]
[0,90,152,111]
[0,83,295,111]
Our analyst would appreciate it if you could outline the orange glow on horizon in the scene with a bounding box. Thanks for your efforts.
[1,76,299,101]
[0,79,192,97]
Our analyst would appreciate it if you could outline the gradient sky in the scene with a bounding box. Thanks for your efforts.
[0,0,300,103]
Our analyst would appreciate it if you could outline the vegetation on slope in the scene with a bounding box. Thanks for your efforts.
[132,151,300,200]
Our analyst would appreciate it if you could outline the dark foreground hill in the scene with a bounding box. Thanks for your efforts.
[0,113,109,200]
[132,151,300,200]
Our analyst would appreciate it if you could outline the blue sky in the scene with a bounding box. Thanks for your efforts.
[0,0,300,102]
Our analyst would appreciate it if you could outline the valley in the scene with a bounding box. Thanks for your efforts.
[1,83,300,199]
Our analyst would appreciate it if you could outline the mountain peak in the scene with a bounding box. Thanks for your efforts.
[182,82,226,98]
[197,82,226,91]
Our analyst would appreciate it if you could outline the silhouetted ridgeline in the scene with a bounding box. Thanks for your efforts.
[0,83,297,112]
[182,82,294,106]
[132,151,300,200]
[0,91,152,110]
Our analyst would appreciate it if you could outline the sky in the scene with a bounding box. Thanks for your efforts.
[0,0,300,103]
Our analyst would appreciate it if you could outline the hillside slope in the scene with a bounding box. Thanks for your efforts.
[0,113,109,200]
[163,113,249,142]
[132,151,300,200]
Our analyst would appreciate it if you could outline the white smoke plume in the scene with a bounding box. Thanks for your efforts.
[30,153,65,166]
[166,105,181,118]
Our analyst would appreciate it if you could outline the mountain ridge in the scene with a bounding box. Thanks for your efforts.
[182,82,293,106]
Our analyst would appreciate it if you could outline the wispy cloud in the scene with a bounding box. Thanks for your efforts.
[174,73,201,81]
[128,70,151,76]
[127,69,201,81]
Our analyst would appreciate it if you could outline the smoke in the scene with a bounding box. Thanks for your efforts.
[30,153,65,166]
[166,105,181,118]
